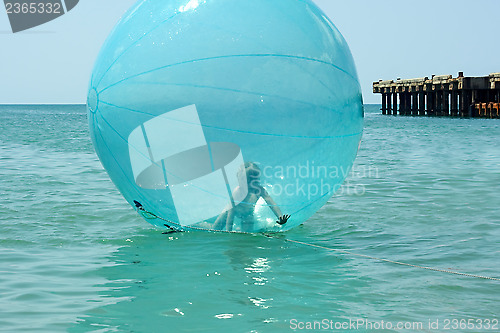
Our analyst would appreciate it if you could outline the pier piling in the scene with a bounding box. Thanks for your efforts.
[373,72,500,118]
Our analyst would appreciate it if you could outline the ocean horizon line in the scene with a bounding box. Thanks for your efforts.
[0,103,382,106]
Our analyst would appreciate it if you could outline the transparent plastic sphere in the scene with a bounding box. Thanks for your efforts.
[87,0,363,233]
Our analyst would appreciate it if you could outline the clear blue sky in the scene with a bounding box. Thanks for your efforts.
[1,0,499,104]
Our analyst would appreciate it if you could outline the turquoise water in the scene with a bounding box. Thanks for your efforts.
[1,105,499,332]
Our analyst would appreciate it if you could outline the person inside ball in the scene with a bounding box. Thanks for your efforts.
[213,162,290,232]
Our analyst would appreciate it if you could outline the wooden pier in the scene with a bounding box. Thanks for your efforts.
[373,72,500,118]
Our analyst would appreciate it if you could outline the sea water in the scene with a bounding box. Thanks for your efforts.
[0,105,499,332]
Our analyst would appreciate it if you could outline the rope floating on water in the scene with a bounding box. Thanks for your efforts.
[134,201,500,282]
[280,238,500,282]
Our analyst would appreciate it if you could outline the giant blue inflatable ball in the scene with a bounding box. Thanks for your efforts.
[87,0,363,233]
